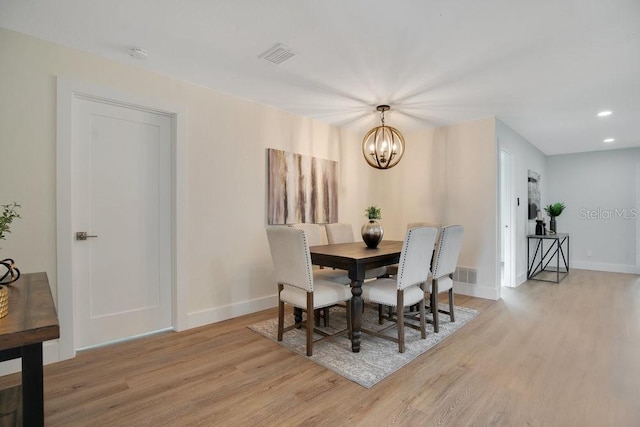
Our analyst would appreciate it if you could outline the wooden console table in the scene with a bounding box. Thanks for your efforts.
[0,272,60,427]
[527,234,570,283]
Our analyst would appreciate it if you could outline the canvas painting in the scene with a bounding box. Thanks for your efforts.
[267,148,338,225]
[528,170,541,220]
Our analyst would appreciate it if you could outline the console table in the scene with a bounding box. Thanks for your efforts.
[527,234,570,283]
[0,272,60,426]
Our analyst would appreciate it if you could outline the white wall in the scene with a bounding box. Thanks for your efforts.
[546,148,640,274]
[437,118,499,299]
[0,28,367,330]
[0,28,502,361]
[496,119,547,284]
[374,117,500,300]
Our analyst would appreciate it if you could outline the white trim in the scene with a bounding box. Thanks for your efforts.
[516,272,528,286]
[499,148,517,288]
[56,78,188,362]
[453,282,500,300]
[571,261,640,275]
[187,295,278,329]
[636,164,640,267]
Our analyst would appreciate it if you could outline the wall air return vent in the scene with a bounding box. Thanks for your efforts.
[454,266,478,285]
[259,43,296,64]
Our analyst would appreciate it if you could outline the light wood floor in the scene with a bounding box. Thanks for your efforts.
[1,269,639,426]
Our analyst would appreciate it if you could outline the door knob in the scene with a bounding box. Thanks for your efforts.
[76,231,98,241]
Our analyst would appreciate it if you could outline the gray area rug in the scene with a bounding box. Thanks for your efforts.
[248,305,478,388]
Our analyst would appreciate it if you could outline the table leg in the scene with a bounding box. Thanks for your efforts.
[22,343,44,427]
[350,279,364,353]
[293,307,302,328]
[556,239,560,283]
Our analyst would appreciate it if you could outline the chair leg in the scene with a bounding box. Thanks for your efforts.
[323,307,330,327]
[449,288,455,322]
[306,293,314,356]
[378,304,384,325]
[314,309,321,327]
[432,280,440,333]
[397,290,405,353]
[419,296,426,339]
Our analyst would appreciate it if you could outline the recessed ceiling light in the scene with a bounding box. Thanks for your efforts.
[597,110,612,117]
[603,138,615,143]
[129,48,148,60]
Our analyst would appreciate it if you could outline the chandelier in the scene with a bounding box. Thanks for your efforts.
[362,105,405,169]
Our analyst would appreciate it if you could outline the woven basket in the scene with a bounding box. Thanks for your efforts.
[0,285,8,318]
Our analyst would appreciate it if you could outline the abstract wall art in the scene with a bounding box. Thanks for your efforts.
[267,148,338,225]
[528,169,541,220]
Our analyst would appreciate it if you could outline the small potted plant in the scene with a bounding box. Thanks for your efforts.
[0,202,21,314]
[0,203,21,244]
[362,205,384,248]
[544,202,565,234]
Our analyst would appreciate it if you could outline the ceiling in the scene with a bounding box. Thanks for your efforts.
[1,0,639,155]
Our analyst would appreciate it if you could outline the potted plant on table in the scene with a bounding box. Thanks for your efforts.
[362,205,384,248]
[544,202,565,234]
[0,202,21,287]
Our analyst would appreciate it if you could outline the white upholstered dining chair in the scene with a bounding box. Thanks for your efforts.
[428,224,464,333]
[361,227,438,353]
[266,227,352,356]
[386,221,442,277]
[289,223,351,285]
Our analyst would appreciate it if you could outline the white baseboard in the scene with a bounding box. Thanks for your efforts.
[454,282,500,300]
[516,272,528,286]
[0,340,60,376]
[187,294,278,329]
[571,261,640,275]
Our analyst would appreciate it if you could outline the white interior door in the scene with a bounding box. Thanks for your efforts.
[500,149,515,287]
[72,97,172,349]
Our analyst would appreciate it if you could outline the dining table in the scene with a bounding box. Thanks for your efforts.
[309,240,403,353]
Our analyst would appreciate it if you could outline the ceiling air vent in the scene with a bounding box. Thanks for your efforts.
[259,43,296,65]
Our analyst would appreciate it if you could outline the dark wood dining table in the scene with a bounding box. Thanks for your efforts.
[309,240,403,352]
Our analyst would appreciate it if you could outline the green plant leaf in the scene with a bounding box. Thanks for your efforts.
[364,205,382,220]
[544,202,565,217]
[0,202,21,241]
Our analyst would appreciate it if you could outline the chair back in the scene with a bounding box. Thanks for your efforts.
[431,225,464,280]
[396,227,438,290]
[266,227,314,292]
[408,221,442,264]
[325,223,355,244]
[407,221,442,230]
[289,223,325,246]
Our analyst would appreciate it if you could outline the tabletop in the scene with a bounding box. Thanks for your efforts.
[527,233,569,239]
[0,272,60,351]
[310,240,403,272]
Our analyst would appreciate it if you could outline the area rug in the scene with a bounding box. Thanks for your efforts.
[248,305,478,388]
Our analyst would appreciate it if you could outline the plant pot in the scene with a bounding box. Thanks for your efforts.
[549,216,557,234]
[361,220,384,248]
[0,285,8,318]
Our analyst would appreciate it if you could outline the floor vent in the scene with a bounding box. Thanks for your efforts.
[454,266,478,284]
[259,43,296,64]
